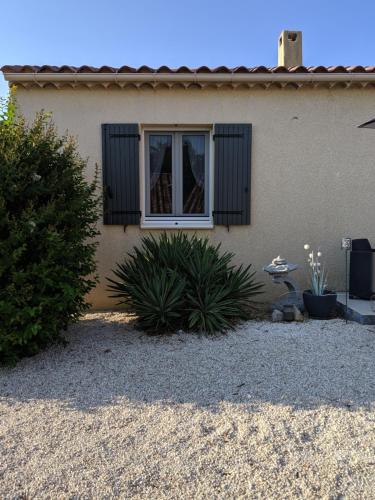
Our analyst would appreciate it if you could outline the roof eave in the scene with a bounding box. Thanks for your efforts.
[4,71,375,88]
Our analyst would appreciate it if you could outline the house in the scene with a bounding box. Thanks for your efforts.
[2,31,375,309]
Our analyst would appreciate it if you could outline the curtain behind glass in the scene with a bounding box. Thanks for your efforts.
[183,135,205,214]
[149,135,172,214]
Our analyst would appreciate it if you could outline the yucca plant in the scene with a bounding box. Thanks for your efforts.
[108,264,185,331]
[107,233,264,333]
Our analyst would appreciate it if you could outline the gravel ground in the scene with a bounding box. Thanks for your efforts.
[0,313,374,499]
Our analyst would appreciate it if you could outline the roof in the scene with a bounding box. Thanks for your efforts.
[3,65,375,89]
[2,64,375,74]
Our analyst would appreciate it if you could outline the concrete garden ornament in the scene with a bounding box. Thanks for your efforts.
[263,256,304,321]
[302,244,337,319]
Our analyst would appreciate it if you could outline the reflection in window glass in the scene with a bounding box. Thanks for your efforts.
[182,135,205,214]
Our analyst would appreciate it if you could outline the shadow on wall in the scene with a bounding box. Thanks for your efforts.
[0,314,374,412]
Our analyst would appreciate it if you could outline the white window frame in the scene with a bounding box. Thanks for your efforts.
[140,125,214,229]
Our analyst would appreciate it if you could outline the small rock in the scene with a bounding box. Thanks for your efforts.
[293,305,304,322]
[283,305,295,322]
[272,309,283,322]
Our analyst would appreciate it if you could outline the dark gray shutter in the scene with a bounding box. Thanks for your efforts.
[213,124,252,225]
[102,123,140,225]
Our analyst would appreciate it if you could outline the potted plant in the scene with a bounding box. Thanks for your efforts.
[302,244,337,319]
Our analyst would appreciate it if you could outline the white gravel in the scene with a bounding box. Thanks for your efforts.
[0,313,374,499]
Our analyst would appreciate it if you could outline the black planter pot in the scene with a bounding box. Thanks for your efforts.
[303,290,337,319]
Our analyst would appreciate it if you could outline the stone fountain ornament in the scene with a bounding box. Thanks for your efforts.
[263,255,304,321]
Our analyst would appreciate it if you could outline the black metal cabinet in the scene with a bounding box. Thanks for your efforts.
[349,239,375,299]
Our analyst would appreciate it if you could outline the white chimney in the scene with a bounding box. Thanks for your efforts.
[278,30,302,67]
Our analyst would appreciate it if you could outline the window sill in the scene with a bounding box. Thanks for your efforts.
[141,218,214,229]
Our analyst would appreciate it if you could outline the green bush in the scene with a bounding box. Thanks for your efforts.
[107,232,264,333]
[0,90,99,363]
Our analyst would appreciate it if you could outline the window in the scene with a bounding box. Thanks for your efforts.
[102,123,251,228]
[143,131,211,228]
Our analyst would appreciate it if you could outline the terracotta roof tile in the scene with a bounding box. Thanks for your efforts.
[97,65,116,73]
[249,66,270,73]
[271,66,289,73]
[175,66,194,73]
[57,65,76,73]
[195,66,212,73]
[19,65,38,73]
[118,65,136,73]
[288,65,310,73]
[232,66,251,73]
[309,66,328,73]
[327,65,346,73]
[39,65,59,73]
[77,65,97,73]
[212,66,232,73]
[156,65,174,73]
[346,65,363,72]
[135,65,153,73]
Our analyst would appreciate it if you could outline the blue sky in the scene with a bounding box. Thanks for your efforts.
[1,0,375,97]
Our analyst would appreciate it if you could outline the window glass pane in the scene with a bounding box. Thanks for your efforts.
[149,135,172,214]
[182,135,205,214]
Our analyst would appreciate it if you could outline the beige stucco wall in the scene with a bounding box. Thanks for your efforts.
[15,85,375,309]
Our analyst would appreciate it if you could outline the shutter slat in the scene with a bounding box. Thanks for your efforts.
[213,123,252,225]
[102,123,140,225]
